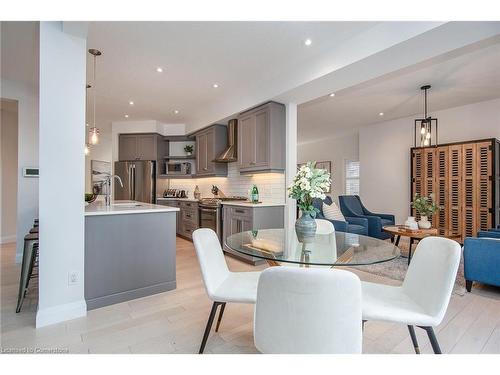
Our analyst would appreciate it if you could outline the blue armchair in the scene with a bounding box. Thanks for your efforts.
[464,229,500,292]
[338,195,395,240]
[312,196,368,235]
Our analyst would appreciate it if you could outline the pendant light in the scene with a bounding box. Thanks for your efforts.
[85,84,92,155]
[88,49,102,145]
[414,85,438,147]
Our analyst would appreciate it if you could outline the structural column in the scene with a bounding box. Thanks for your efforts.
[37,22,87,327]
[284,103,297,250]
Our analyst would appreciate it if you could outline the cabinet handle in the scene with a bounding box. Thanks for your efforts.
[235,209,246,214]
[203,167,208,171]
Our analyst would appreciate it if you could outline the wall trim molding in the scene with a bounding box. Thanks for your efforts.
[36,299,87,328]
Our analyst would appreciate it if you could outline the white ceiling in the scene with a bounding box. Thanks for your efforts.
[298,40,500,144]
[86,21,380,130]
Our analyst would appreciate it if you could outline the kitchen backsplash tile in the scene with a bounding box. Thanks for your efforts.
[165,163,285,203]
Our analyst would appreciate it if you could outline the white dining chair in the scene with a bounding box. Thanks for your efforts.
[254,267,362,353]
[361,236,461,354]
[315,218,335,234]
[192,228,261,353]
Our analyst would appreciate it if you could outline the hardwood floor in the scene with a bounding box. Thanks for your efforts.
[1,238,500,354]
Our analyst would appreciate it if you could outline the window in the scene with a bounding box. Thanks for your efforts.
[345,160,360,195]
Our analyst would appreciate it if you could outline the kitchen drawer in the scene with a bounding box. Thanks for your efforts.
[181,221,197,239]
[182,209,199,226]
[180,201,198,209]
[229,206,253,219]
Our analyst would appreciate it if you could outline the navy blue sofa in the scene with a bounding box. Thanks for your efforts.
[312,196,368,235]
[338,195,395,240]
[464,227,500,292]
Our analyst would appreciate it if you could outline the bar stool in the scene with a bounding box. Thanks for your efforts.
[16,232,39,313]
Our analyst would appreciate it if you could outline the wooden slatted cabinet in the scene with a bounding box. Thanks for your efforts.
[410,138,499,242]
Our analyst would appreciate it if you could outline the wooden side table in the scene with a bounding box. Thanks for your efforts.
[383,225,438,265]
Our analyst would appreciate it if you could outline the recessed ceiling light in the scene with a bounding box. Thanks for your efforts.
[124,114,129,118]
[329,93,335,97]
[129,101,134,106]
[379,112,384,116]
[212,83,219,88]
[156,67,163,73]
[304,39,312,46]
[173,110,179,114]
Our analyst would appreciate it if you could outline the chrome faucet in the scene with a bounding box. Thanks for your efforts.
[103,174,124,206]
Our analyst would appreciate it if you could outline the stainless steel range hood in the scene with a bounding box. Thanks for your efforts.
[214,119,238,162]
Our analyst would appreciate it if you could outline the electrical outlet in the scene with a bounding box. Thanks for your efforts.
[68,271,79,286]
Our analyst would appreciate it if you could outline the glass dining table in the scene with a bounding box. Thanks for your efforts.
[225,228,400,267]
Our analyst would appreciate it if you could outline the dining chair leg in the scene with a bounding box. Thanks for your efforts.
[420,326,442,354]
[215,302,226,332]
[199,302,221,354]
[407,325,420,354]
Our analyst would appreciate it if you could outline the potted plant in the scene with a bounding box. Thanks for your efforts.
[411,193,439,229]
[184,144,194,156]
[288,161,331,241]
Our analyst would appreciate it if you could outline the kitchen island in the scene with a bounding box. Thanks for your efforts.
[84,201,179,310]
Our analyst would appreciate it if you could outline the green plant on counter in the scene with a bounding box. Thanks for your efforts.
[411,193,439,216]
[184,145,194,154]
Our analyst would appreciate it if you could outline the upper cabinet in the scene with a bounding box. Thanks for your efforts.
[195,124,228,177]
[118,133,167,161]
[237,102,285,174]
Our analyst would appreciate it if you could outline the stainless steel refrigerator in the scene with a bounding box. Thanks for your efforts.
[114,161,156,203]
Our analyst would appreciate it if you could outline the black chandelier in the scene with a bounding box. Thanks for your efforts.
[414,85,438,147]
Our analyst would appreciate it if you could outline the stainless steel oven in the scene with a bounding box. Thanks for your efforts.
[198,199,222,242]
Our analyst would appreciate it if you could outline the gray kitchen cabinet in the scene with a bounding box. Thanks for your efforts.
[156,199,181,232]
[237,102,285,174]
[118,134,138,161]
[156,199,199,240]
[195,124,227,177]
[222,204,284,265]
[118,133,167,161]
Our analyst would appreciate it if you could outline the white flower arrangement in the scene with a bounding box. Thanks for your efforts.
[287,161,331,217]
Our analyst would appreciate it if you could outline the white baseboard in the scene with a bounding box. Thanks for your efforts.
[36,299,87,328]
[0,235,16,244]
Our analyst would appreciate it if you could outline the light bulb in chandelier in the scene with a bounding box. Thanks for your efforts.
[420,126,426,135]
[424,139,430,146]
[89,127,99,145]
[84,144,90,155]
[426,132,431,140]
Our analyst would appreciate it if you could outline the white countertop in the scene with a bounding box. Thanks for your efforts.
[85,200,180,216]
[220,201,285,207]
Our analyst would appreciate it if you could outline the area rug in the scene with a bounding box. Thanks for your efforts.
[352,238,466,296]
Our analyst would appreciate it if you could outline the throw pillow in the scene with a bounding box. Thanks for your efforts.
[322,201,346,222]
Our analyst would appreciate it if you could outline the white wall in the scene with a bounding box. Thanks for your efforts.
[1,80,39,261]
[298,132,359,204]
[37,22,87,327]
[85,130,112,193]
[0,101,19,243]
[360,98,500,223]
